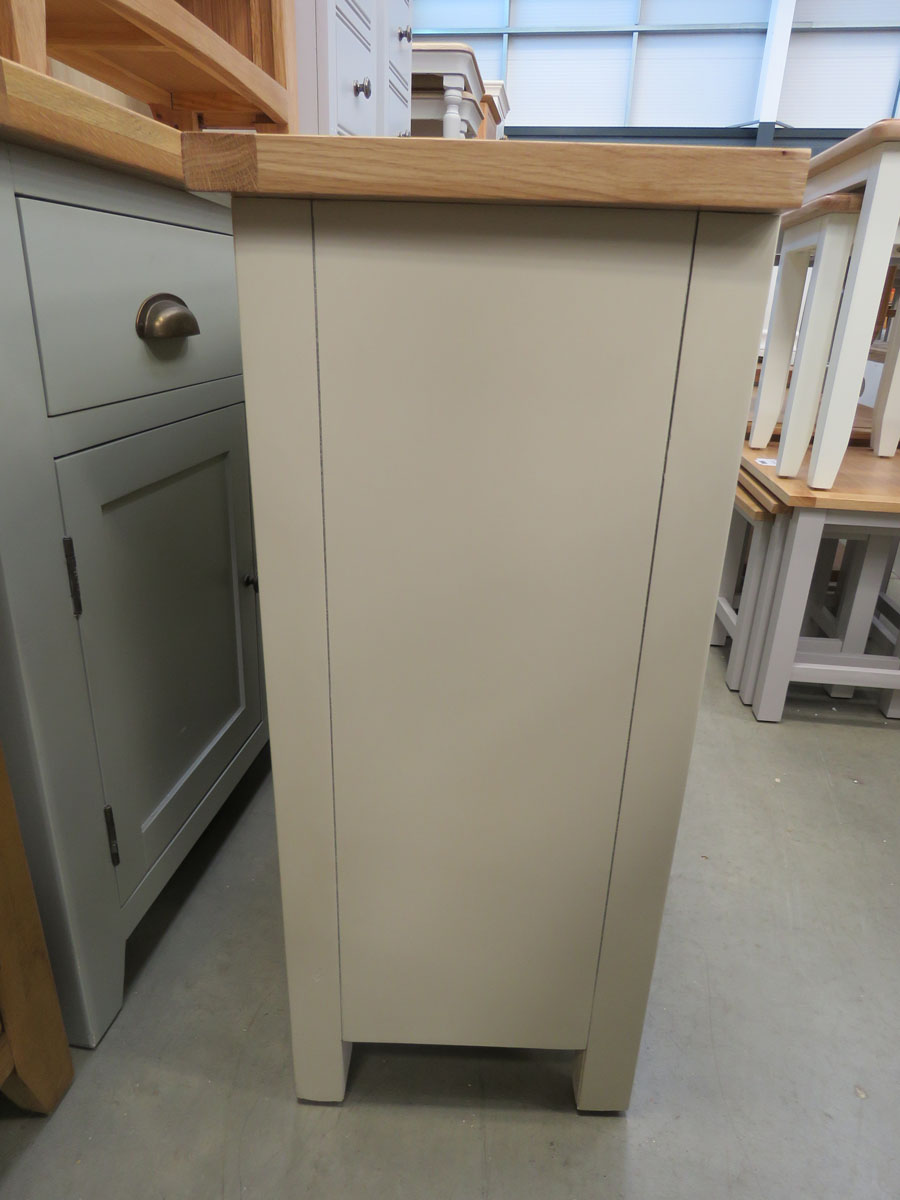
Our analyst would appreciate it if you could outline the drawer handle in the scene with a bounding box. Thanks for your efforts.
[135,293,200,340]
[398,25,412,41]
[353,77,372,99]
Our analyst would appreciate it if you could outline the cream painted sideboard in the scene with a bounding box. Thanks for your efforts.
[184,133,807,1111]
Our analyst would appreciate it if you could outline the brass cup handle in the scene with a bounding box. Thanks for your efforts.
[135,293,200,339]
[353,77,372,99]
[398,25,412,41]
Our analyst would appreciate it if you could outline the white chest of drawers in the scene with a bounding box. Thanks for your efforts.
[296,0,411,135]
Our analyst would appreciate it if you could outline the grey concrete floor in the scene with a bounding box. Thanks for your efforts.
[2,652,899,1200]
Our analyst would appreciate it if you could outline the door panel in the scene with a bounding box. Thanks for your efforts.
[55,404,261,902]
[312,201,696,1048]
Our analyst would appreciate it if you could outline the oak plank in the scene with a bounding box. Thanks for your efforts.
[735,483,771,523]
[738,466,791,514]
[95,0,289,125]
[0,0,47,72]
[0,57,184,182]
[781,191,862,230]
[183,131,808,210]
[0,742,73,1114]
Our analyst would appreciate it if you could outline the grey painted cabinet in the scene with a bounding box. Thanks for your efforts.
[0,144,267,1047]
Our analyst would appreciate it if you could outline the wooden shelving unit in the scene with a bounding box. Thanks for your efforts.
[0,741,73,1114]
[2,0,297,132]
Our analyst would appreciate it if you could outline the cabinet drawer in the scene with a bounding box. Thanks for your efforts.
[334,0,376,135]
[19,199,241,417]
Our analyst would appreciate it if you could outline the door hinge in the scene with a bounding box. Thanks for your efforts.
[62,536,82,617]
[103,804,120,867]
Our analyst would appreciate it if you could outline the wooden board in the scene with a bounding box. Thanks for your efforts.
[808,119,900,178]
[44,0,290,127]
[742,441,900,512]
[0,0,47,72]
[0,741,73,1113]
[738,466,791,514]
[735,483,770,523]
[183,131,809,211]
[0,56,183,181]
[781,191,862,230]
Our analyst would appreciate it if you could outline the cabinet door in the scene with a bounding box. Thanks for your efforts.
[55,404,261,902]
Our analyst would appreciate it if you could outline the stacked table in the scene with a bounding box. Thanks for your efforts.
[718,444,900,722]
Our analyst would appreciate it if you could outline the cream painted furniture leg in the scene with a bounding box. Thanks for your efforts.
[777,215,857,476]
[827,534,894,698]
[804,536,839,634]
[749,246,807,448]
[739,511,790,705]
[870,293,900,455]
[752,508,827,721]
[231,199,350,1102]
[878,584,900,715]
[574,212,778,1111]
[711,511,746,646]
[808,153,900,488]
[726,518,771,692]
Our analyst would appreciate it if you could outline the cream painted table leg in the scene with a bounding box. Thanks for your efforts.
[804,536,839,634]
[749,247,808,448]
[575,212,778,1110]
[231,199,351,1102]
[808,154,900,489]
[711,510,746,646]
[726,519,771,692]
[777,216,857,477]
[870,293,900,456]
[827,534,895,698]
[739,511,790,704]
[879,582,900,715]
[752,508,827,721]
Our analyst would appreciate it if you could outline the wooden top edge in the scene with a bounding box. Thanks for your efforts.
[481,93,503,122]
[741,444,900,512]
[734,483,769,520]
[182,132,809,212]
[781,191,863,229]
[0,58,183,185]
[808,119,900,177]
[737,466,789,513]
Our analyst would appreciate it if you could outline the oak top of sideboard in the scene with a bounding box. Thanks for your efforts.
[181,131,808,213]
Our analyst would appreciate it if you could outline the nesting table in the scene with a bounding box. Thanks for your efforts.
[182,132,806,1111]
[731,445,900,721]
